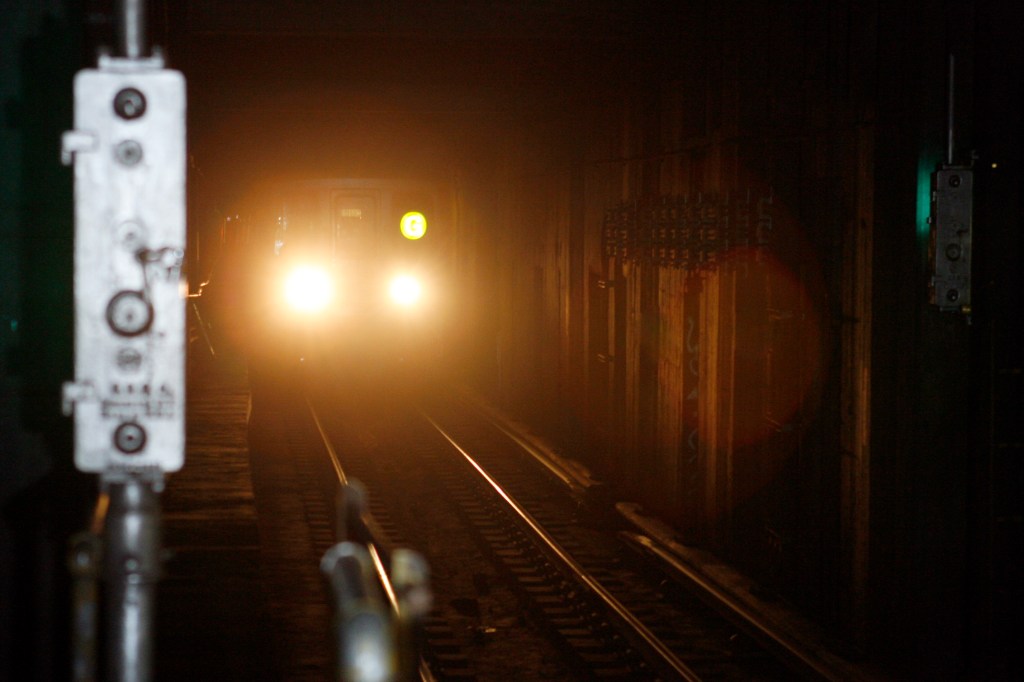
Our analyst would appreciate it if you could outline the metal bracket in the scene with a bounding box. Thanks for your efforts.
[929,166,973,311]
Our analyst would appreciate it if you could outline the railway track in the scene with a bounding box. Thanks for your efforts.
[289,362,844,681]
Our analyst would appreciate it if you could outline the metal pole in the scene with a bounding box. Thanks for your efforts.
[118,0,147,59]
[104,478,162,682]
[68,532,101,682]
[69,494,111,682]
[947,54,955,166]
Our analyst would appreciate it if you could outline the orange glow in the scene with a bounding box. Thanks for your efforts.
[673,246,825,457]
[729,249,821,448]
[388,274,423,307]
[284,265,334,314]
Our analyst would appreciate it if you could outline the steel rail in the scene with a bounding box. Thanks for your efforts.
[439,399,858,681]
[188,300,217,358]
[456,392,854,681]
[450,388,594,494]
[622,532,845,681]
[422,413,702,682]
[306,396,348,485]
[306,397,436,682]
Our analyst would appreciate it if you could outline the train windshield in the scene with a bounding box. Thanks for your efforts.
[333,192,377,259]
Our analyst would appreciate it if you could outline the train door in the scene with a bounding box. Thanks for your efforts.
[331,190,379,261]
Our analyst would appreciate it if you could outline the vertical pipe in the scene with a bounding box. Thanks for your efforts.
[947,54,955,166]
[118,0,147,59]
[104,479,161,682]
[68,533,102,682]
[69,493,109,682]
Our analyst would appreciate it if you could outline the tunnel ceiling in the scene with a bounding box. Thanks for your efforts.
[167,0,670,114]
[182,0,642,40]
[146,0,681,192]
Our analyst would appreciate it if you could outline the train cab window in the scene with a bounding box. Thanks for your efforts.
[332,192,378,258]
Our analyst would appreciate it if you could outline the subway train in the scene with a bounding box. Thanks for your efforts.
[205,177,453,377]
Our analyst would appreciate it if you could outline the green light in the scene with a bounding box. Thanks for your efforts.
[921,155,937,240]
[916,150,941,242]
[400,212,427,240]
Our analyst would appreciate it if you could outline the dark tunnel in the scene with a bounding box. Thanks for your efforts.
[2,1,1021,679]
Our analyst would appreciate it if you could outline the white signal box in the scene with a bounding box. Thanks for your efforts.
[62,54,186,474]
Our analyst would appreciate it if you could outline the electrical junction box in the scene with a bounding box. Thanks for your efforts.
[62,54,186,474]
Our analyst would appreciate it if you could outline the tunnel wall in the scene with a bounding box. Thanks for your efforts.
[470,0,999,676]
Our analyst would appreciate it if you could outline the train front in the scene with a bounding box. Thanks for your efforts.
[249,179,448,380]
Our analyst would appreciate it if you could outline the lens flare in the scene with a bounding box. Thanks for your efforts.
[388,274,423,307]
[284,265,333,313]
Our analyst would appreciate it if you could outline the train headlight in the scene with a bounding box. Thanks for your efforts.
[388,274,423,308]
[284,265,334,314]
